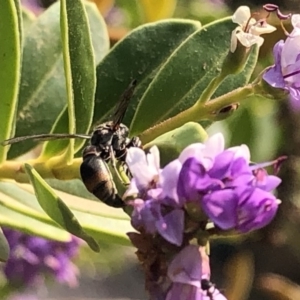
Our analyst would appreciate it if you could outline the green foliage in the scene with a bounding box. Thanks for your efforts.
[94,19,201,127]
[8,2,108,159]
[0,0,263,255]
[41,0,97,160]
[0,0,21,163]
[24,163,99,252]
[130,18,257,135]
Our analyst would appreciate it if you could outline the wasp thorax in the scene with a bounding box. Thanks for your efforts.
[90,122,115,147]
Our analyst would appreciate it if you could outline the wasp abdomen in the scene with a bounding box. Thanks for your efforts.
[80,147,124,208]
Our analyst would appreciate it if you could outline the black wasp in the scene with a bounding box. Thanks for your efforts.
[2,79,142,208]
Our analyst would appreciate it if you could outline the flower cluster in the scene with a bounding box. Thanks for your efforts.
[263,14,300,109]
[2,228,80,288]
[125,133,281,299]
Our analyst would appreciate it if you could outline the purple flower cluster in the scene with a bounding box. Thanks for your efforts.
[125,133,281,245]
[263,14,300,110]
[2,228,80,288]
[125,133,281,299]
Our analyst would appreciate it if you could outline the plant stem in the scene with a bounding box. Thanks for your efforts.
[140,84,254,144]
[0,158,82,183]
[197,69,227,104]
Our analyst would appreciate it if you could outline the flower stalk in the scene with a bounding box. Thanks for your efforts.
[140,84,254,144]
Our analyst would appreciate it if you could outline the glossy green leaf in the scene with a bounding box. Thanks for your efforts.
[94,19,201,127]
[41,0,98,159]
[0,182,132,245]
[145,122,208,166]
[130,18,258,135]
[0,182,46,212]
[0,204,71,242]
[0,184,67,230]
[0,228,9,262]
[60,0,75,144]
[0,0,21,163]
[45,179,130,220]
[14,0,22,47]
[72,210,132,246]
[8,2,109,159]
[24,163,100,252]
[24,184,132,245]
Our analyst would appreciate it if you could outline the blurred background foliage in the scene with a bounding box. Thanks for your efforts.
[2,0,300,299]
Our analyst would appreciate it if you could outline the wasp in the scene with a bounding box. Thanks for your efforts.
[2,79,141,208]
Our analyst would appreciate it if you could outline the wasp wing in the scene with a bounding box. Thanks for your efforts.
[111,79,137,131]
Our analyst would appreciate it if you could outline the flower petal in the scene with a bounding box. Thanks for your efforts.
[202,189,238,230]
[232,6,251,26]
[126,147,159,189]
[236,31,264,48]
[168,245,202,285]
[263,41,285,88]
[156,209,184,246]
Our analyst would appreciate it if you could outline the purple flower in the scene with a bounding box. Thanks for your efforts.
[263,14,300,109]
[125,146,185,246]
[125,134,226,245]
[178,145,281,233]
[130,198,184,246]
[166,245,227,300]
[125,133,281,241]
[3,228,80,288]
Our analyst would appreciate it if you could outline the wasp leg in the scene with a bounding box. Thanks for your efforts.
[109,146,128,185]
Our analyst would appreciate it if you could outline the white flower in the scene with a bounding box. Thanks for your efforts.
[231,6,276,52]
[125,146,160,197]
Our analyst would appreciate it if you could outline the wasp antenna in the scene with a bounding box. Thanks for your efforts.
[1,133,91,146]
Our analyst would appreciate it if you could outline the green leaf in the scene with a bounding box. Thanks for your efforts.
[14,0,22,47]
[8,2,109,159]
[45,179,130,220]
[22,7,36,33]
[145,122,208,166]
[0,228,9,262]
[0,182,132,245]
[72,210,132,246]
[41,0,98,159]
[94,19,201,127]
[129,18,258,135]
[0,0,21,163]
[0,204,71,242]
[24,163,100,252]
